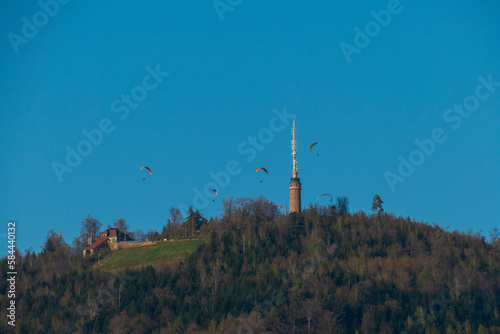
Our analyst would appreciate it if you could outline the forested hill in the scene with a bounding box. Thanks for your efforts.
[1,197,500,333]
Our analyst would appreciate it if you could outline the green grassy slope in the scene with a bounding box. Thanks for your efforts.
[98,239,203,270]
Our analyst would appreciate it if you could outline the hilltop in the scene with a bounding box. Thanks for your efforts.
[1,197,499,333]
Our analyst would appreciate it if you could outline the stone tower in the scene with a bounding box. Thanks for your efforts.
[289,120,302,213]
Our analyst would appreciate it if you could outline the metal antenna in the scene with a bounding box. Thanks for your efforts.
[292,120,297,172]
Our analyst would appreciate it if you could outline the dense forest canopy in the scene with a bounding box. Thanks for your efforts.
[1,196,500,333]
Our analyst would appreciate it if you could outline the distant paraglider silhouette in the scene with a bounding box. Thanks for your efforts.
[141,166,152,174]
[317,193,333,205]
[317,193,332,200]
[255,167,268,182]
[141,166,152,180]
[309,142,322,155]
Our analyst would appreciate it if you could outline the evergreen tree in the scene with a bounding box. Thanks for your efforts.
[372,195,384,213]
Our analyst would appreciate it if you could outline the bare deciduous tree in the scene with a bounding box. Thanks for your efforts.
[489,226,499,245]
[135,228,145,241]
[107,311,130,334]
[336,196,349,215]
[300,297,322,333]
[77,215,102,251]
[113,217,129,239]
[168,207,183,240]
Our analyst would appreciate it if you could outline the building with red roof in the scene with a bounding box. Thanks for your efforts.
[83,228,134,257]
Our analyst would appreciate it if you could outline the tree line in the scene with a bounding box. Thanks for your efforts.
[1,197,500,333]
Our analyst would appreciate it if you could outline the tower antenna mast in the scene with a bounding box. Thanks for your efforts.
[292,120,297,172]
[289,119,302,213]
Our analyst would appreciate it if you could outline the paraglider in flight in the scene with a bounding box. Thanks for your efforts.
[317,194,333,200]
[141,166,152,180]
[255,167,268,174]
[210,188,217,201]
[317,194,334,205]
[309,142,322,155]
[141,166,152,174]
[255,167,268,182]
[272,205,282,209]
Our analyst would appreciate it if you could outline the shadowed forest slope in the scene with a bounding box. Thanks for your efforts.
[1,197,499,333]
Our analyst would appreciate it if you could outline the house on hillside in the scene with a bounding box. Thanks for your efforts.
[82,228,134,257]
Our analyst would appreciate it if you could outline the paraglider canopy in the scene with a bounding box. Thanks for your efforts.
[309,142,322,155]
[272,205,282,209]
[317,194,334,206]
[255,167,268,174]
[210,188,217,201]
[309,142,322,151]
[255,167,268,182]
[317,193,333,200]
[141,166,152,174]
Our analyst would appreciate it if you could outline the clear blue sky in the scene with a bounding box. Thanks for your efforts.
[1,0,499,255]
